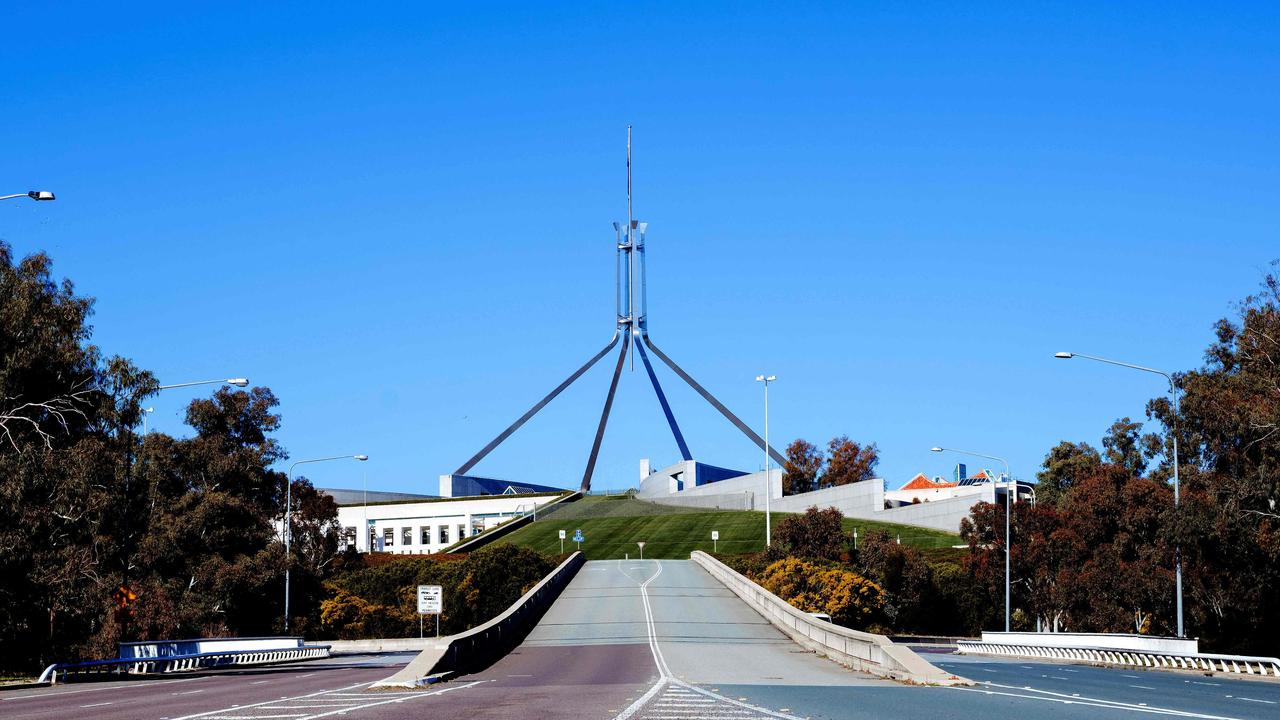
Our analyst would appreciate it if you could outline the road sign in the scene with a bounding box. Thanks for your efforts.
[417,585,442,614]
[711,531,719,540]
[711,530,719,552]
[559,529,567,553]
[573,528,584,550]
[637,541,646,560]
[559,529,567,539]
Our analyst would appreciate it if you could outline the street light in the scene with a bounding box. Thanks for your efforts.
[1055,350,1185,638]
[0,190,55,202]
[755,374,777,547]
[284,454,368,631]
[933,446,1013,632]
[141,407,154,435]
[157,378,249,390]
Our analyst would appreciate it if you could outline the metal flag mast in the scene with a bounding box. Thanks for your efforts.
[454,127,785,492]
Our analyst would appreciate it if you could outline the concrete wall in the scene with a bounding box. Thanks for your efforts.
[691,551,968,686]
[981,631,1199,654]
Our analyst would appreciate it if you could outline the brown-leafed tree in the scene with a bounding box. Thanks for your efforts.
[821,435,879,488]
[782,439,823,495]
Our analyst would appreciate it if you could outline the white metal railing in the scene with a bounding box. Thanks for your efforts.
[956,640,1280,677]
[39,643,330,684]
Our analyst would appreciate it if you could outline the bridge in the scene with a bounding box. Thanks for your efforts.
[6,558,1277,720]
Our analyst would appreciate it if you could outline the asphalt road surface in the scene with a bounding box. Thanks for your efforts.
[5,559,1278,719]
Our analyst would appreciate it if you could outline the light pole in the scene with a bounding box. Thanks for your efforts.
[1055,350,1185,638]
[755,374,777,547]
[284,454,368,631]
[1,190,55,202]
[141,407,154,435]
[933,446,1013,632]
[157,378,249,390]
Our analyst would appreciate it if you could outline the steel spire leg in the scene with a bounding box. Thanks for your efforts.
[643,335,786,467]
[634,338,692,461]
[455,330,622,476]
[580,333,630,492]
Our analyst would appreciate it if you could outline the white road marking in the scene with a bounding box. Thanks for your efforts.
[251,680,271,685]
[610,560,802,720]
[1236,698,1277,705]
[953,682,1246,719]
[2,675,207,701]
[80,702,114,708]
[174,689,205,695]
[1130,685,1157,690]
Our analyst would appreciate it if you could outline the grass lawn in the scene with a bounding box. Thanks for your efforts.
[497,496,960,560]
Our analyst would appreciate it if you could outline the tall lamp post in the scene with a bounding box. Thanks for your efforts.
[158,378,249,390]
[1,190,55,202]
[284,454,368,631]
[932,446,1013,632]
[755,374,777,547]
[1055,350,1184,638]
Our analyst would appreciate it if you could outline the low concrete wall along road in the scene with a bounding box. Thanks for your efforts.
[690,550,969,686]
[373,550,586,688]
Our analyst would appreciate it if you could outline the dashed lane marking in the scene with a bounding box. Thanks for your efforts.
[1236,698,1276,705]
[80,702,114,708]
[2,675,207,701]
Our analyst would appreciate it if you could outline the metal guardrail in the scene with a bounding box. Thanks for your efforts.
[38,644,331,684]
[956,640,1280,678]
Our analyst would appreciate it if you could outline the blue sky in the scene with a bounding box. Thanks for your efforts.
[3,3,1277,494]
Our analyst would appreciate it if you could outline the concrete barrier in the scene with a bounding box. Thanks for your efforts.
[373,551,586,688]
[690,551,969,686]
[326,638,437,655]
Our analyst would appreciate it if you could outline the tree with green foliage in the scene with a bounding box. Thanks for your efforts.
[1034,440,1101,508]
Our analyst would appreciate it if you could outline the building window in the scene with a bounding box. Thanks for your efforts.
[421,527,431,545]
[402,527,413,546]
[471,518,485,537]
[369,527,377,550]
[439,525,450,545]
[342,527,356,548]
[458,524,467,541]
[383,528,395,547]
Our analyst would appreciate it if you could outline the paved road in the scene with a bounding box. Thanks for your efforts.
[5,559,1278,719]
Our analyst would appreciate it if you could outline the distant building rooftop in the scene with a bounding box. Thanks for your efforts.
[319,488,440,506]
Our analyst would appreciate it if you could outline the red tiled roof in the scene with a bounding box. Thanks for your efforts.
[899,473,959,491]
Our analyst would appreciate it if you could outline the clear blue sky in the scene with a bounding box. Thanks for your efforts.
[4,3,1277,494]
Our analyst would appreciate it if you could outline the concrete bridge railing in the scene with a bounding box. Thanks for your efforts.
[690,551,969,686]
[958,639,1280,677]
[373,550,586,688]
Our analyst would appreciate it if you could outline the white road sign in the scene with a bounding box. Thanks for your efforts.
[417,585,442,614]
[711,531,719,541]
[559,529,567,539]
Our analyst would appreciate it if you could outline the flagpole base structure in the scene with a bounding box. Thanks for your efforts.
[451,128,784,493]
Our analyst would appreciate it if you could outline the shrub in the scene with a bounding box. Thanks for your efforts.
[773,507,851,561]
[758,557,884,629]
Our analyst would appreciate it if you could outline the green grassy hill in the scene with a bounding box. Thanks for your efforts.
[497,495,960,560]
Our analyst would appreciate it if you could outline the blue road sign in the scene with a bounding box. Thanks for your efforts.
[572,529,584,543]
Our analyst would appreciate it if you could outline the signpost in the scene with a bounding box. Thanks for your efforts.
[573,529,584,550]
[417,584,442,638]
[711,530,719,553]
[637,541,646,560]
[559,529,566,554]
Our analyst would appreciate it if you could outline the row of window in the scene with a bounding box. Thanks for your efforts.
[341,523,471,549]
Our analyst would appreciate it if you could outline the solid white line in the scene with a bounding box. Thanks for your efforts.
[1130,685,1157,690]
[288,681,484,720]
[1236,698,1277,705]
[957,682,1245,719]
[2,675,207,701]
[80,702,113,708]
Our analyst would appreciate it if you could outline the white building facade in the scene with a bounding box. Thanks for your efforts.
[332,492,564,555]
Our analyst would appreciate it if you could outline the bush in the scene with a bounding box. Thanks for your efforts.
[320,544,555,639]
[773,507,851,561]
[758,557,884,629]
